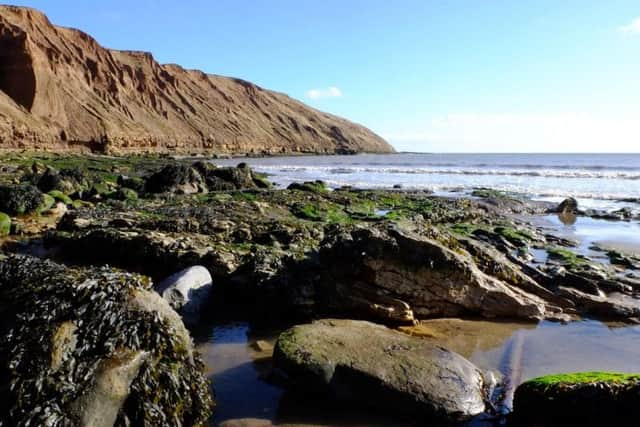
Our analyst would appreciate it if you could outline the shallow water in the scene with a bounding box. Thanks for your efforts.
[213,153,640,212]
[197,319,640,427]
[527,214,640,255]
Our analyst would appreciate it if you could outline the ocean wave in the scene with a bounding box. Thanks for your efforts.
[360,162,640,171]
[308,180,640,204]
[265,165,640,180]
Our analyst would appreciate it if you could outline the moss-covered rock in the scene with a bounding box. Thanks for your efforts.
[48,190,73,205]
[471,188,509,199]
[37,193,56,213]
[0,184,45,215]
[273,319,486,422]
[117,175,146,193]
[288,180,329,193]
[290,201,349,223]
[0,212,10,236]
[547,247,590,269]
[0,255,214,426]
[35,166,90,195]
[111,187,139,201]
[251,172,272,189]
[511,372,640,427]
[494,226,534,247]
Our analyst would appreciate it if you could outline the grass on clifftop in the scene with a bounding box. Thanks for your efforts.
[524,372,640,389]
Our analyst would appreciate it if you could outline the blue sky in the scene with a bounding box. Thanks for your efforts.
[8,0,640,152]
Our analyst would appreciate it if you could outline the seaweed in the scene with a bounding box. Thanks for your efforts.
[0,255,214,426]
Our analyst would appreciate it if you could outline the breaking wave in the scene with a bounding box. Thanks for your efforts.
[259,165,640,180]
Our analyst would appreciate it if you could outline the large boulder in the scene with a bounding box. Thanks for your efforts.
[34,166,90,195]
[318,224,555,322]
[0,255,213,426]
[144,162,263,194]
[511,372,640,427]
[193,162,261,191]
[155,265,214,326]
[556,197,578,214]
[0,184,45,215]
[273,319,487,422]
[145,163,207,194]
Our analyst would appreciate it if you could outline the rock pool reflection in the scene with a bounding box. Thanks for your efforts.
[197,319,640,426]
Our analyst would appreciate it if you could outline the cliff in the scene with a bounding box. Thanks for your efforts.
[0,5,394,155]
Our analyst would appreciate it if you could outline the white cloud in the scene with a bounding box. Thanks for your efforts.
[382,112,640,153]
[306,86,343,100]
[618,17,640,34]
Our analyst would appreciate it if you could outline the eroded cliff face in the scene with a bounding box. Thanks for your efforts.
[0,6,394,155]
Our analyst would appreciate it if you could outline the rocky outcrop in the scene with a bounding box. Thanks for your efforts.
[0,6,393,155]
[318,223,560,322]
[5,154,632,324]
[556,197,578,214]
[144,161,265,194]
[273,319,487,422]
[0,254,213,426]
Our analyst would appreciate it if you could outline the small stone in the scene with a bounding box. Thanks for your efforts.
[155,266,213,325]
[252,339,273,353]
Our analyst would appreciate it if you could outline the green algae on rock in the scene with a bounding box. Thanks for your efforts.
[273,319,487,422]
[3,155,638,324]
[48,190,73,205]
[547,246,590,269]
[287,180,329,193]
[0,255,213,426]
[511,372,640,427]
[0,212,10,236]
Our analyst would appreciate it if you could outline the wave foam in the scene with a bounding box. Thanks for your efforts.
[262,165,640,180]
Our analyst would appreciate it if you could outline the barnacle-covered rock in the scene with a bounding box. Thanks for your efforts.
[144,162,261,194]
[0,184,45,215]
[0,255,214,426]
[34,166,90,195]
[144,163,207,195]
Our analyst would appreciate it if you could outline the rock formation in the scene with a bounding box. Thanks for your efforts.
[0,254,213,426]
[273,319,487,422]
[318,224,561,321]
[0,6,393,155]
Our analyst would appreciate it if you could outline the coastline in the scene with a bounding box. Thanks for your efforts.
[1,154,639,426]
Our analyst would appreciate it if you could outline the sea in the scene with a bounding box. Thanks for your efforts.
[215,152,640,212]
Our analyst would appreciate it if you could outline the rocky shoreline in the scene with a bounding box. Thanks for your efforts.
[1,153,639,426]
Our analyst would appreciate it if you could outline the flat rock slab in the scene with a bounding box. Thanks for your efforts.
[273,319,486,422]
